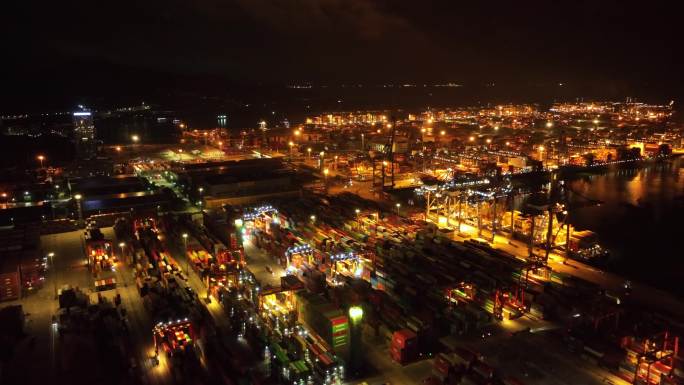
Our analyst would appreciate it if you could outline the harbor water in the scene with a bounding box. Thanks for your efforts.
[566,157,684,298]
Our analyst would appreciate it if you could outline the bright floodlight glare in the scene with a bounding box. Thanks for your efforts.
[349,306,363,321]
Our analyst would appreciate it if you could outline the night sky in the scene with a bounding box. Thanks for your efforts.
[2,0,682,110]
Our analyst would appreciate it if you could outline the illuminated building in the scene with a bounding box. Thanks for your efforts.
[72,107,96,159]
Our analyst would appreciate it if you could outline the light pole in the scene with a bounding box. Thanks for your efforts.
[307,147,312,160]
[395,203,401,215]
[355,208,360,227]
[323,168,329,193]
[119,242,126,264]
[288,141,294,162]
[349,306,364,371]
[74,194,83,226]
[37,155,45,168]
[361,133,365,151]
[48,252,56,299]
[182,233,189,273]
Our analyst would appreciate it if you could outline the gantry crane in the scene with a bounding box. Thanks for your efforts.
[372,116,397,192]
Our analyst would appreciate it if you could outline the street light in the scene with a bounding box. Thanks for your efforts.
[37,155,45,168]
[119,242,126,263]
[48,252,56,299]
[307,148,312,159]
[131,134,139,143]
[115,146,122,152]
[546,121,554,128]
[182,233,189,272]
[349,306,363,323]
[395,203,401,215]
[74,194,83,224]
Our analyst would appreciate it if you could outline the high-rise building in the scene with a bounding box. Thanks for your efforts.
[72,108,96,158]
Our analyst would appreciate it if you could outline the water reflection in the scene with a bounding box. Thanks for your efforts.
[565,158,684,297]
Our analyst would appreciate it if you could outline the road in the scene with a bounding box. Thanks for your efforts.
[355,325,434,385]
[1,229,164,385]
[243,238,286,288]
[451,323,630,385]
[1,230,92,385]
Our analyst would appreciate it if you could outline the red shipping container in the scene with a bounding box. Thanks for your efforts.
[392,329,417,349]
[390,343,417,365]
[390,345,403,363]
[0,271,21,302]
[434,354,451,376]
